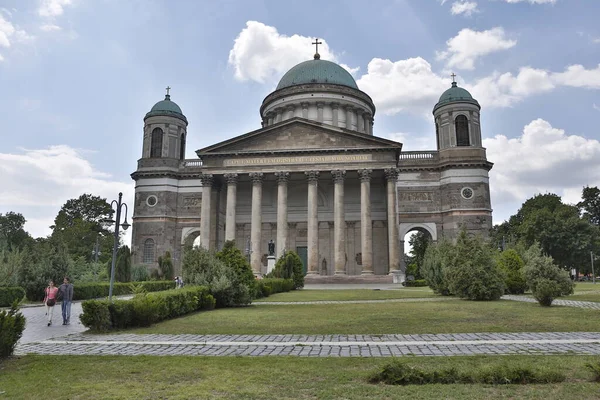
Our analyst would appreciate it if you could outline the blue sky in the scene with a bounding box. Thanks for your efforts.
[1,0,599,242]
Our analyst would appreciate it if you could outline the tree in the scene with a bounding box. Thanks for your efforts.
[113,246,132,282]
[0,212,32,251]
[268,250,304,289]
[157,251,174,280]
[523,243,573,306]
[51,194,115,262]
[407,231,430,279]
[578,186,600,226]
[421,238,454,295]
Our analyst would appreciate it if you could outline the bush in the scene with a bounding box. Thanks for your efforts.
[368,361,565,385]
[0,287,25,307]
[497,249,527,294]
[158,251,174,280]
[267,251,304,289]
[0,302,26,358]
[183,243,253,307]
[80,286,215,331]
[523,243,573,306]
[421,238,454,295]
[445,231,505,301]
[404,279,427,287]
[131,265,149,282]
[72,280,175,301]
[254,278,295,299]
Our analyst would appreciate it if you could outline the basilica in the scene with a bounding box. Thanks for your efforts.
[130,48,493,277]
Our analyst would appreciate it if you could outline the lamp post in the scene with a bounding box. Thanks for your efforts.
[92,236,101,263]
[104,192,130,301]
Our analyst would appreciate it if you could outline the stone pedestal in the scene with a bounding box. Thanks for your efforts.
[267,256,276,275]
[392,271,406,284]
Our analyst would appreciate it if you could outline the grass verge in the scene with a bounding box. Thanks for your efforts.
[254,288,437,302]
[1,355,599,399]
[129,299,600,335]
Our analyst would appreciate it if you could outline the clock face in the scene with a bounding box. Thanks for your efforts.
[461,187,474,199]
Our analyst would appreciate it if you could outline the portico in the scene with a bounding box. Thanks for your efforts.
[196,118,402,276]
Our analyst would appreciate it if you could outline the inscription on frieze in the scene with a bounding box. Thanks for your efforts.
[400,192,434,202]
[183,197,201,207]
[223,154,372,167]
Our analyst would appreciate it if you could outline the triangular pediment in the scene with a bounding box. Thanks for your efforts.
[197,118,401,156]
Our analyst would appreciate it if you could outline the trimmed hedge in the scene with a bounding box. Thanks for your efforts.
[0,287,26,307]
[404,279,428,287]
[253,278,295,299]
[72,281,175,301]
[80,286,215,331]
[0,304,26,359]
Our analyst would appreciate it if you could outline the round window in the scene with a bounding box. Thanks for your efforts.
[461,187,474,200]
[146,195,158,207]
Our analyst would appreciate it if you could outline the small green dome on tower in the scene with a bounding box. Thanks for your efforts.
[433,81,480,112]
[145,88,188,123]
[276,59,358,90]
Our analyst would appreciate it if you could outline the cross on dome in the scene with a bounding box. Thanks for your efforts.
[312,38,322,60]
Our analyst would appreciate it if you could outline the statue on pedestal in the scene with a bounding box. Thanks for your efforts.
[268,239,275,257]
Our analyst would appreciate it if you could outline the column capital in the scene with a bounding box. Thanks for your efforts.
[249,172,264,184]
[301,102,310,109]
[200,173,214,186]
[331,169,346,183]
[358,169,373,182]
[224,173,238,184]
[384,168,399,182]
[274,171,290,184]
[316,102,324,108]
[330,102,340,109]
[305,170,320,184]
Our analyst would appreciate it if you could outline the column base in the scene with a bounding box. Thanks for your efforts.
[388,270,400,275]
[334,271,347,275]
[306,271,319,275]
[361,271,374,275]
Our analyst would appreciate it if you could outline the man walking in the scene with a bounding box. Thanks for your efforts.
[59,277,74,325]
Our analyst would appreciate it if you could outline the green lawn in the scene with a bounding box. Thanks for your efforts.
[254,287,437,302]
[1,355,599,399]
[129,299,600,335]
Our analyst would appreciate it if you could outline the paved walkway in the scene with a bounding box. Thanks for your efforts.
[502,295,600,310]
[16,332,600,357]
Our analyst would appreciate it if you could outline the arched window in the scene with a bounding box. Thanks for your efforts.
[435,123,440,149]
[455,115,470,146]
[180,133,186,160]
[150,128,163,158]
[143,238,155,263]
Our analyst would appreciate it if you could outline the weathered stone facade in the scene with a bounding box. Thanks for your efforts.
[131,64,493,276]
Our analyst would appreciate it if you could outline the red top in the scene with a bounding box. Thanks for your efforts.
[44,287,58,303]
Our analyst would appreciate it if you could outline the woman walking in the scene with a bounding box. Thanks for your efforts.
[43,280,59,326]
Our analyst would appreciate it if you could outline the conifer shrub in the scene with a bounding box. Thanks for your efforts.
[523,243,573,306]
[267,251,304,289]
[421,238,454,295]
[158,251,174,280]
[0,302,26,358]
[497,249,527,294]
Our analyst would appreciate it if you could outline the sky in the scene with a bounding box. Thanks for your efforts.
[0,0,599,246]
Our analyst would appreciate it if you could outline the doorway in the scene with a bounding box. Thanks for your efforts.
[296,246,308,275]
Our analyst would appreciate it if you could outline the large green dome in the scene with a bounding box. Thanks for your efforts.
[433,82,479,112]
[276,59,358,90]
[145,94,187,123]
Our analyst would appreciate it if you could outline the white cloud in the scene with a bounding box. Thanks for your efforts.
[484,119,600,208]
[0,145,133,239]
[436,27,517,70]
[0,13,31,60]
[356,57,448,115]
[40,24,61,32]
[38,0,73,18]
[451,1,479,16]
[553,64,600,89]
[503,0,556,4]
[594,103,600,112]
[228,21,356,83]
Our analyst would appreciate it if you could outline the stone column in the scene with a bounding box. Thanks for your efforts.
[365,114,372,135]
[331,103,339,127]
[199,174,213,249]
[385,168,400,274]
[359,169,373,275]
[286,106,295,120]
[345,106,353,130]
[274,172,289,257]
[224,173,238,242]
[317,102,324,123]
[358,112,365,133]
[332,169,346,274]
[301,102,309,119]
[249,172,264,275]
[305,171,320,274]
[267,112,274,126]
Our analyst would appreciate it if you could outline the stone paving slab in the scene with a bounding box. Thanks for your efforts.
[15,332,600,357]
